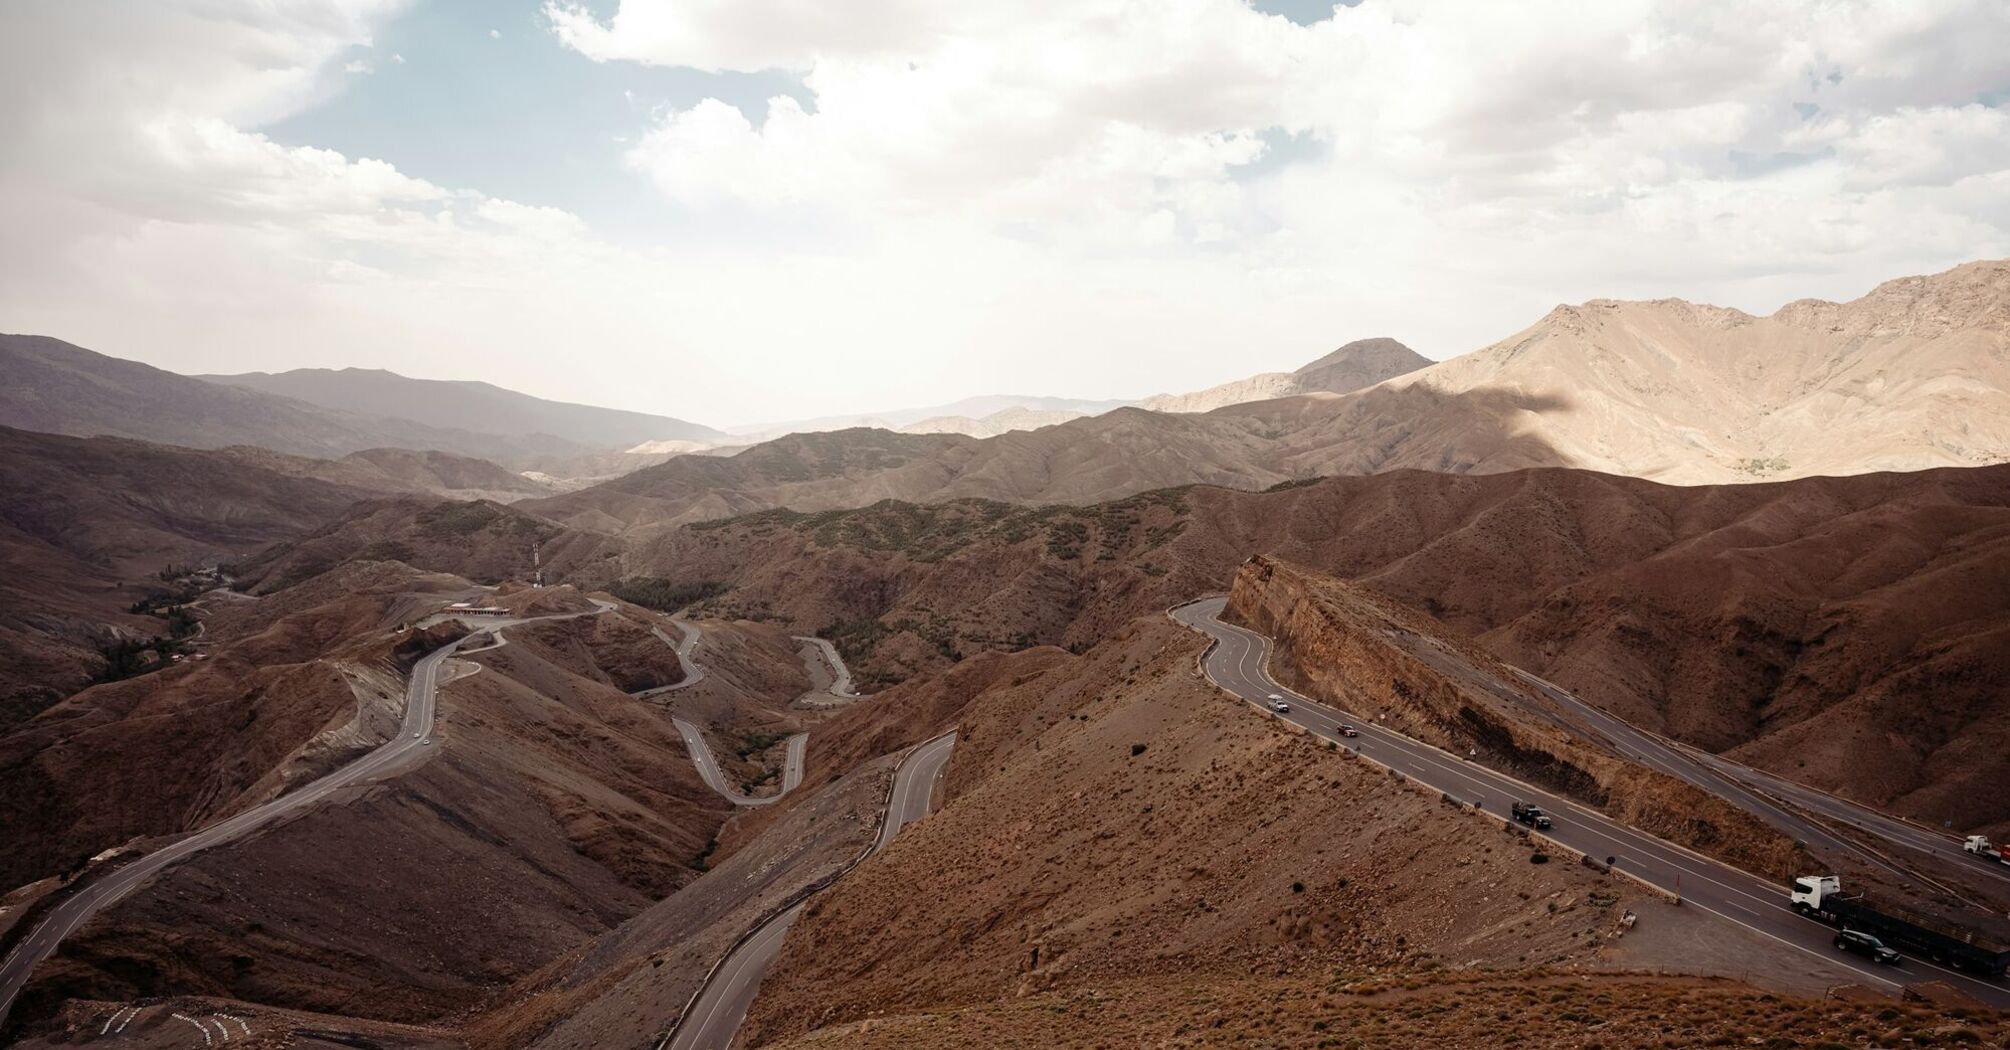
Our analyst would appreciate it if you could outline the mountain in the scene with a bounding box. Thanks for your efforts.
[201,366,726,448]
[0,334,585,469]
[205,444,559,503]
[0,426,381,721]
[895,405,1097,438]
[1138,336,1430,413]
[1365,258,2010,482]
[529,259,2010,532]
[726,394,1130,441]
[526,428,981,531]
[558,461,2010,833]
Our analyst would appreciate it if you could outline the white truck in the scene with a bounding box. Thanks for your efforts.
[1963,835,2009,864]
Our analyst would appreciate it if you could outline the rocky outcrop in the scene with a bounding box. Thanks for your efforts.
[1225,555,1801,878]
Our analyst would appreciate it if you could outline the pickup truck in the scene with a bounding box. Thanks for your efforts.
[1511,801,1553,830]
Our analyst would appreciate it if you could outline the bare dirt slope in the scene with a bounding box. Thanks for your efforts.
[0,426,397,717]
[1379,257,2010,483]
[231,496,617,595]
[754,971,2007,1049]
[0,561,473,891]
[466,752,897,1050]
[740,618,1659,1045]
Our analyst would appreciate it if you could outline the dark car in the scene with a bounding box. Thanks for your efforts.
[1337,724,1360,738]
[1834,929,1901,965]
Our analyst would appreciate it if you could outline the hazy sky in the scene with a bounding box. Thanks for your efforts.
[2,1,2006,427]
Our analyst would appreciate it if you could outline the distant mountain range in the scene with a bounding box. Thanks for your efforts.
[200,366,726,448]
[719,343,1431,441]
[527,258,2010,531]
[5,258,2005,519]
[0,335,722,481]
[1137,337,1430,413]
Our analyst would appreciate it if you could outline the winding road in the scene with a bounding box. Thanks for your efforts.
[637,619,706,696]
[794,636,867,700]
[663,731,957,1050]
[673,719,808,806]
[1504,665,2010,898]
[0,602,609,1029]
[1171,596,2010,1008]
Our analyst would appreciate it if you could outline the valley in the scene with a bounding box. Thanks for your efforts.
[3,258,2009,1048]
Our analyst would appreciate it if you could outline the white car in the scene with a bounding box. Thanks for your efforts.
[1267,694,1290,713]
[414,731,423,739]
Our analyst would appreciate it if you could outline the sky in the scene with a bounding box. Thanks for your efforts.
[1,1,2006,428]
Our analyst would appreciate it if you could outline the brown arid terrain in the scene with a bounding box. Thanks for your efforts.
[752,971,2010,1049]
[0,426,575,720]
[1374,258,2010,483]
[0,561,476,891]
[4,584,755,1032]
[230,496,620,595]
[1139,336,1430,414]
[0,334,717,477]
[465,751,900,1050]
[227,445,561,502]
[513,260,2010,533]
[736,613,1952,1046]
[1223,556,1800,876]
[569,463,2010,834]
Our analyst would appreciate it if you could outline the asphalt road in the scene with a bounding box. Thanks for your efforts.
[665,731,957,1050]
[0,603,606,1029]
[1171,597,2010,1007]
[794,636,867,699]
[1499,666,1956,895]
[673,718,808,806]
[639,619,707,696]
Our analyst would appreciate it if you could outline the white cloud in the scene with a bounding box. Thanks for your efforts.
[489,28,501,39]
[343,59,372,75]
[0,0,2006,427]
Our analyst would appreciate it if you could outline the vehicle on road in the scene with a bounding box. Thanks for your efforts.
[1964,835,2008,863]
[1337,724,1359,737]
[1511,801,1553,830]
[1791,875,2010,978]
[413,731,423,739]
[1269,698,1290,713]
[1833,929,1902,965]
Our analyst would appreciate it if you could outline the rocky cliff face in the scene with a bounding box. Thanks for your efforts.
[1224,555,1799,878]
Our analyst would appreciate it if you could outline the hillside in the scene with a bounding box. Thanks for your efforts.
[731,613,1916,1046]
[5,582,742,1030]
[0,334,664,475]
[554,463,2010,833]
[726,394,1129,442]
[1368,258,2010,482]
[1138,336,1430,413]
[0,427,383,719]
[200,366,724,448]
[527,260,2010,532]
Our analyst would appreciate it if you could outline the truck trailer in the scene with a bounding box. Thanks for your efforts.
[1790,875,2010,979]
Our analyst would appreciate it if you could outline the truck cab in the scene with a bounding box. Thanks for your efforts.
[1790,874,1841,912]
[1964,835,2006,863]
